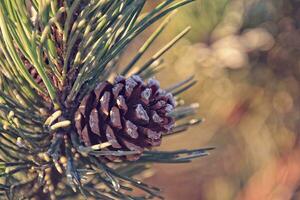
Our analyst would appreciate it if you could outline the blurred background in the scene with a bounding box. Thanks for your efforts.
[121,0,300,199]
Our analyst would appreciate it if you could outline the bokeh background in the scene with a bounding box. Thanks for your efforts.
[122,0,300,199]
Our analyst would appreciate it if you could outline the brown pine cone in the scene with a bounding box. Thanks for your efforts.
[74,75,175,161]
[23,58,43,85]
[19,27,63,90]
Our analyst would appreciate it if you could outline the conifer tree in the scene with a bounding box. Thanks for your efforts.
[0,1,212,199]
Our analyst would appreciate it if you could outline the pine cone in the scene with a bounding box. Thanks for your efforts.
[24,58,43,85]
[18,26,64,89]
[75,75,175,161]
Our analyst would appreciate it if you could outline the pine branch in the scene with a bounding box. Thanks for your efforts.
[0,1,212,199]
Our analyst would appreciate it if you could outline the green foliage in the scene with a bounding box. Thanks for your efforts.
[0,1,211,199]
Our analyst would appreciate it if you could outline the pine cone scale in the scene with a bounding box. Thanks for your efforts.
[116,95,128,112]
[106,125,122,149]
[110,106,122,129]
[124,120,139,139]
[89,108,100,135]
[100,91,111,117]
[112,83,125,98]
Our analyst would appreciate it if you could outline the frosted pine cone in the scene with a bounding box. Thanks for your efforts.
[75,75,175,161]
